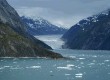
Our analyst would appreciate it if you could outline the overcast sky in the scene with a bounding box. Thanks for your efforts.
[7,0,110,28]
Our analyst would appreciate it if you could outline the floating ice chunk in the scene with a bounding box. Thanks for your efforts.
[75,73,83,76]
[75,73,83,78]
[50,71,53,73]
[67,64,75,67]
[75,76,82,78]
[4,66,10,68]
[65,74,71,76]
[98,63,105,66]
[57,66,72,70]
[69,56,76,58]
[78,67,81,69]
[104,60,110,62]
[92,55,97,58]
[79,58,85,60]
[26,66,41,69]
[57,64,74,70]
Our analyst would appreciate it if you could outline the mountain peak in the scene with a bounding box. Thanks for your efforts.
[21,16,67,35]
[62,9,110,50]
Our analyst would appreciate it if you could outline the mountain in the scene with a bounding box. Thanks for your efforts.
[0,0,52,49]
[62,9,110,50]
[21,16,67,35]
[0,0,63,58]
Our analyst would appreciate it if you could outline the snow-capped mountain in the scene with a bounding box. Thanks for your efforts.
[21,16,67,35]
[62,9,110,50]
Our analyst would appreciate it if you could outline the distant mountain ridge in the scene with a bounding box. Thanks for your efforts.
[62,9,110,50]
[21,16,67,35]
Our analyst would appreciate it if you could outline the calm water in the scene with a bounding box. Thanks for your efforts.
[0,35,110,80]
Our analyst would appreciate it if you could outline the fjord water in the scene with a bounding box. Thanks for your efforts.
[0,35,110,80]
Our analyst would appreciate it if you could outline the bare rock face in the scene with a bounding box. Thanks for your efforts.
[62,9,110,50]
[0,0,63,58]
[0,0,25,30]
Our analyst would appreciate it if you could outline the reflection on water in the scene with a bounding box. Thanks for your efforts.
[0,50,110,80]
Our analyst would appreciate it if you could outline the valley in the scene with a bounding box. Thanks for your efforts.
[0,35,110,80]
[0,0,110,80]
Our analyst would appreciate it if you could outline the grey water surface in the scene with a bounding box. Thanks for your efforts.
[0,35,110,80]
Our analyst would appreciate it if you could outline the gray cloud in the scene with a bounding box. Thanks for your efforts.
[7,0,110,28]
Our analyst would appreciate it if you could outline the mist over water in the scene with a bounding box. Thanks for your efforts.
[35,35,64,49]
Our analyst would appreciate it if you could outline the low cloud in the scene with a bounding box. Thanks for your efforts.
[7,0,110,28]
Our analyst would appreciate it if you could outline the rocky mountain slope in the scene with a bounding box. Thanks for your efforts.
[0,0,52,49]
[21,16,67,35]
[0,0,63,58]
[62,9,110,50]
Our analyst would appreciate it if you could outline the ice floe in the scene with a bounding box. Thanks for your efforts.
[65,74,71,76]
[26,66,41,69]
[75,73,83,78]
[79,58,85,60]
[57,64,74,70]
[104,60,110,62]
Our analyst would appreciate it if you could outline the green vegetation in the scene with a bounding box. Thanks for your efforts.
[0,22,63,58]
